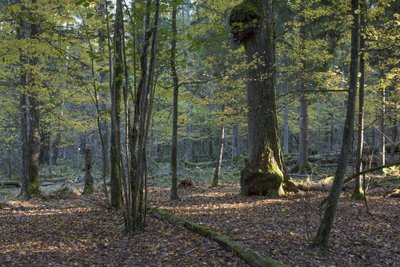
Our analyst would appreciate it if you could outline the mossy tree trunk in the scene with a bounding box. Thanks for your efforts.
[313,0,360,248]
[230,0,285,197]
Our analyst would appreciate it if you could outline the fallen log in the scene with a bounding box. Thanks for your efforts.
[296,183,331,192]
[151,208,288,267]
[0,181,21,188]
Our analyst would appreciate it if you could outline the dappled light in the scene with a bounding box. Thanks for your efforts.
[0,0,399,265]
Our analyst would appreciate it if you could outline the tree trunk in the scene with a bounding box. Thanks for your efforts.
[283,79,290,155]
[110,0,124,209]
[83,148,94,194]
[230,0,285,197]
[296,11,310,174]
[170,4,180,200]
[379,71,386,166]
[296,82,311,173]
[27,9,40,196]
[20,89,29,197]
[390,115,397,162]
[353,1,366,200]
[52,133,61,165]
[313,0,360,248]
[212,126,225,187]
[232,124,240,159]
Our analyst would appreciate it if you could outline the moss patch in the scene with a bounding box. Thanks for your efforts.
[240,163,284,197]
[229,0,262,43]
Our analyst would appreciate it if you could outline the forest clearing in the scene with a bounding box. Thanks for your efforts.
[0,0,399,266]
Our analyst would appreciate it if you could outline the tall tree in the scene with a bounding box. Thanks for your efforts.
[313,0,360,248]
[170,1,180,200]
[230,0,286,196]
[110,0,124,208]
[353,0,366,200]
[27,0,41,196]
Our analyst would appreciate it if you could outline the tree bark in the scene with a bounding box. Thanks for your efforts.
[83,148,94,194]
[110,0,124,209]
[296,11,310,173]
[378,70,386,166]
[232,124,240,159]
[170,4,180,200]
[212,126,225,187]
[296,81,310,173]
[230,0,285,197]
[27,5,40,196]
[313,0,360,248]
[353,0,366,200]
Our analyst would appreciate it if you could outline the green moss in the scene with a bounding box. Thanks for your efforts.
[229,0,262,43]
[290,162,313,174]
[351,187,365,201]
[83,182,94,195]
[230,0,262,22]
[241,162,284,197]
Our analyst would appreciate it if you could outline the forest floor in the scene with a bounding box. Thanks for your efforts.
[150,183,400,267]
[0,192,246,267]
[0,178,399,266]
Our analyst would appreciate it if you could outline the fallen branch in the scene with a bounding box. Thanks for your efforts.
[151,208,288,267]
[343,161,400,185]
[0,181,21,188]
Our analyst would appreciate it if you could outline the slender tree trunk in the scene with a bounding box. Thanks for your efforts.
[212,126,225,187]
[170,4,180,200]
[296,11,310,173]
[232,124,240,159]
[313,0,360,248]
[379,70,386,166]
[297,81,310,173]
[230,0,285,197]
[283,79,290,155]
[353,1,366,200]
[126,0,160,233]
[110,0,124,208]
[20,91,29,197]
[52,133,61,165]
[18,12,29,197]
[390,114,397,162]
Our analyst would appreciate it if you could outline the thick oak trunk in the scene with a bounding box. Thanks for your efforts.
[230,0,285,197]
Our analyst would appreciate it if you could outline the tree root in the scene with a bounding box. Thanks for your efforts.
[151,208,288,267]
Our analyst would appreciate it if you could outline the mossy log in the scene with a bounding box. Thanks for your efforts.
[151,208,288,267]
